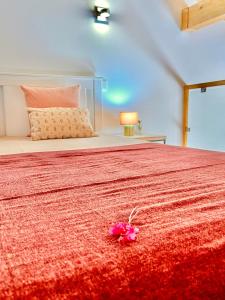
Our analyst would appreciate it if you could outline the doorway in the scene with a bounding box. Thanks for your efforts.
[183,80,225,152]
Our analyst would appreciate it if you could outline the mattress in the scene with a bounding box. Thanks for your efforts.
[0,135,145,155]
[1,143,225,299]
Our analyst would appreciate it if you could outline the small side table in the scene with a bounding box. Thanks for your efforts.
[122,135,167,144]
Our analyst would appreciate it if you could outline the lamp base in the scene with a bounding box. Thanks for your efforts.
[124,125,135,136]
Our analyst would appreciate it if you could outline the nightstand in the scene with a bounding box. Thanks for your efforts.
[121,134,167,144]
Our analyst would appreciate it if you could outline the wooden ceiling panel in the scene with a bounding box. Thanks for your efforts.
[182,0,225,31]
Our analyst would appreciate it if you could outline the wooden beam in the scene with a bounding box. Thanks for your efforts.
[182,86,189,147]
[181,0,225,31]
[181,7,189,30]
[186,80,225,89]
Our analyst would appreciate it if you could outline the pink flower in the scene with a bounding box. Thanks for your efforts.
[109,222,127,236]
[109,222,139,243]
[109,207,140,243]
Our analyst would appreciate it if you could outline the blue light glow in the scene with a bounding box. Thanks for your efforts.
[102,71,140,108]
[106,89,131,105]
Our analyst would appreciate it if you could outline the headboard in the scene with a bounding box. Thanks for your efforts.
[0,73,103,136]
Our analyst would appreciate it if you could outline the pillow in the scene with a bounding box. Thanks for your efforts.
[28,108,96,141]
[21,85,80,108]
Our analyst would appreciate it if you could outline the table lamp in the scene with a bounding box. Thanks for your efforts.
[120,112,138,136]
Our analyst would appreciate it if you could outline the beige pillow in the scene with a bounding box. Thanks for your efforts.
[28,108,96,141]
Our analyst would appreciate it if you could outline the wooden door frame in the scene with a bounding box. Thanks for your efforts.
[182,80,225,146]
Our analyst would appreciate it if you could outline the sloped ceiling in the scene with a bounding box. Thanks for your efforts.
[0,0,223,84]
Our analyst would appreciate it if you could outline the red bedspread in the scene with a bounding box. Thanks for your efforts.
[1,143,225,299]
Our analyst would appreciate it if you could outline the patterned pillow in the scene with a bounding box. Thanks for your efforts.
[28,108,96,141]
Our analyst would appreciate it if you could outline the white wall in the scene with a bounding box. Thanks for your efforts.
[188,86,225,152]
[1,0,224,145]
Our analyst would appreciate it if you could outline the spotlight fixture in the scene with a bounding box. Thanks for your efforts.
[94,6,111,24]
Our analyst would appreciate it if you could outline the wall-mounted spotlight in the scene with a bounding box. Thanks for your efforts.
[94,6,111,24]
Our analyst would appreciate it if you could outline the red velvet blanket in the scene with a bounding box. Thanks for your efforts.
[1,143,225,299]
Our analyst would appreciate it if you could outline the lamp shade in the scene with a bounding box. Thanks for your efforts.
[120,112,138,126]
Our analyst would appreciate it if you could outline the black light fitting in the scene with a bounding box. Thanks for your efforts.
[94,6,111,24]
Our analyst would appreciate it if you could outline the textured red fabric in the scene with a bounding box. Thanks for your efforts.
[1,143,225,299]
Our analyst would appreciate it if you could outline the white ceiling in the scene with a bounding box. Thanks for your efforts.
[0,0,224,85]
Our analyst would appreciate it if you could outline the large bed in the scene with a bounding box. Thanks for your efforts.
[1,74,225,299]
[1,141,225,299]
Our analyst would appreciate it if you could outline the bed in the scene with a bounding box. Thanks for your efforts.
[1,75,225,299]
[1,142,225,299]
